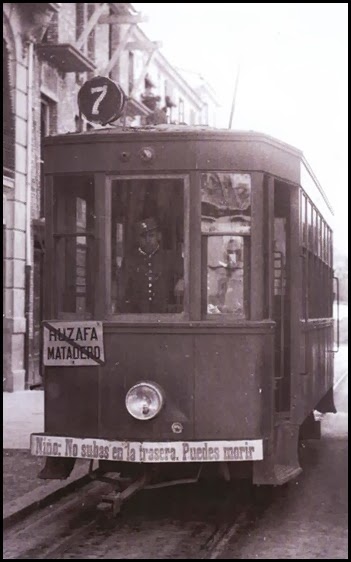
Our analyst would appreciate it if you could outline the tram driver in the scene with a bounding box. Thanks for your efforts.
[121,217,184,313]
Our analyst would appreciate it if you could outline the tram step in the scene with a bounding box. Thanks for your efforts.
[39,457,76,479]
[253,462,302,486]
[273,464,302,484]
[253,421,302,485]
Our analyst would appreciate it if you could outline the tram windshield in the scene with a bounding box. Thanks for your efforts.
[110,177,185,315]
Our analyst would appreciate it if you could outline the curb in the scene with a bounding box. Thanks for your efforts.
[3,464,94,529]
[334,368,348,391]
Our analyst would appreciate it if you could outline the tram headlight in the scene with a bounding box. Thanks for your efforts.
[125,382,164,421]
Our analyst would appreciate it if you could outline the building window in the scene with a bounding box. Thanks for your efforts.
[41,11,58,43]
[128,51,134,95]
[202,103,209,125]
[40,95,57,217]
[87,4,96,62]
[76,3,96,61]
[76,4,86,46]
[3,40,15,179]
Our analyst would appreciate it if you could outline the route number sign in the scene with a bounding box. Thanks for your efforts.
[78,76,126,125]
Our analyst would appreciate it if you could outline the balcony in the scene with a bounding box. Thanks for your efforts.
[20,3,61,15]
[19,3,62,42]
[37,43,96,73]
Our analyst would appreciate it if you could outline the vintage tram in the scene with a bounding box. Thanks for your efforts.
[30,89,338,512]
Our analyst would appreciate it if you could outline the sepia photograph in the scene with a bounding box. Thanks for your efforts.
[3,3,348,558]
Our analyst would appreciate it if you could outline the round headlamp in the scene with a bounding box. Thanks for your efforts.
[125,382,164,421]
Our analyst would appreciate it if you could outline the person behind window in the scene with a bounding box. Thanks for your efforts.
[207,237,245,317]
[121,217,183,313]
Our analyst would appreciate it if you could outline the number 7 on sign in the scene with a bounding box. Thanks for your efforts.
[91,85,108,115]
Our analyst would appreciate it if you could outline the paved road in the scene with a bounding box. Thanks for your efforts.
[217,375,348,559]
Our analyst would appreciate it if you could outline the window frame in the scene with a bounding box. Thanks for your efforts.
[3,38,15,179]
[106,173,190,322]
[51,174,96,321]
[128,50,134,95]
[40,95,57,217]
[178,98,184,123]
[200,170,253,321]
[201,230,251,321]
[299,187,334,320]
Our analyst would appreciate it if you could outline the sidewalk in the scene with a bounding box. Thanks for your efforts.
[3,390,91,526]
[334,344,348,383]
[3,390,44,449]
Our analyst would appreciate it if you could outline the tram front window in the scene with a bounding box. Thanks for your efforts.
[201,172,251,318]
[111,178,185,314]
[205,235,249,317]
[53,175,95,317]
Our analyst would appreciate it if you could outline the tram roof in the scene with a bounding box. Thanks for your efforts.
[46,125,302,151]
[44,125,333,217]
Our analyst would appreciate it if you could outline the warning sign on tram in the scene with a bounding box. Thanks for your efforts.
[43,321,105,367]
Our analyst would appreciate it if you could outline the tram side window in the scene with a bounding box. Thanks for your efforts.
[300,192,307,319]
[302,192,332,319]
[201,173,251,318]
[110,178,184,314]
[53,176,95,317]
[274,218,287,297]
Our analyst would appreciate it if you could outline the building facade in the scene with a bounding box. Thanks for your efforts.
[3,2,219,391]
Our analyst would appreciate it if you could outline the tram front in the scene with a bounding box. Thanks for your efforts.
[31,123,305,497]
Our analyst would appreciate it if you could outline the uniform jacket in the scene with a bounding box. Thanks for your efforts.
[121,247,183,313]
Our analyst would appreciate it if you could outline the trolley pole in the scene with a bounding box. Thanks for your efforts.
[228,66,240,129]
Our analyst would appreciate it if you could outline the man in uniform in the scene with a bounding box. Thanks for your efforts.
[121,217,184,313]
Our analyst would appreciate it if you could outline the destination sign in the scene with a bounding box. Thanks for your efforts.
[43,321,105,366]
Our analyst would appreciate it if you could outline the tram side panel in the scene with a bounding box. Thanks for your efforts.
[294,322,335,423]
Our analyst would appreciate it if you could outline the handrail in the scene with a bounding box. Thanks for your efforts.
[301,249,309,375]
[274,251,284,381]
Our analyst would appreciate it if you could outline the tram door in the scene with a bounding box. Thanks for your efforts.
[274,182,291,412]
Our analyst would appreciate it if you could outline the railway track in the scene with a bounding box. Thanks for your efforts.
[3,479,278,559]
[3,479,109,559]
